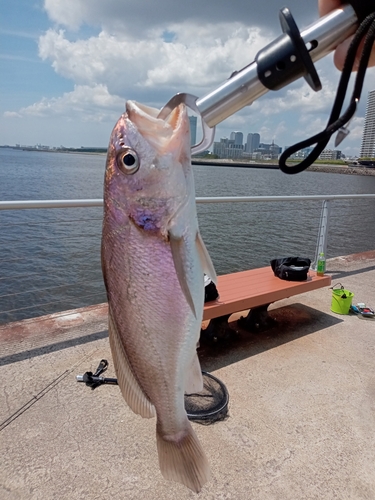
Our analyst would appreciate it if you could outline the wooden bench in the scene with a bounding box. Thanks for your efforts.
[202,266,331,341]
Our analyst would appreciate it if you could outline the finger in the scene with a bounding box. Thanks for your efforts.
[333,37,353,70]
[334,37,375,71]
[318,0,342,17]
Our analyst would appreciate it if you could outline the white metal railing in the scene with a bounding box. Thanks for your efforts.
[2,194,375,265]
[1,194,374,325]
[1,193,375,210]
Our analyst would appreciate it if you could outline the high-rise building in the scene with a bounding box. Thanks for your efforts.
[245,133,260,153]
[360,90,375,158]
[245,133,253,153]
[189,116,197,146]
[230,131,243,147]
[252,133,260,152]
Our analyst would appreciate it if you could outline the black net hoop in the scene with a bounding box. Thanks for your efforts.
[185,371,229,425]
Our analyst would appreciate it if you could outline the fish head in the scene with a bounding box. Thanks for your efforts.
[104,101,192,235]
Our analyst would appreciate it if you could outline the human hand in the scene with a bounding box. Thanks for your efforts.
[319,0,375,70]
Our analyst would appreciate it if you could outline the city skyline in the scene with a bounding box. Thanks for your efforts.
[213,129,283,160]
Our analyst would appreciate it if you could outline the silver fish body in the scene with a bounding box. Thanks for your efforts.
[101,101,216,492]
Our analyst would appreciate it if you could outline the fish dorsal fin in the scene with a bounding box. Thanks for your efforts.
[169,232,197,318]
[185,352,203,394]
[196,232,217,284]
[108,308,156,419]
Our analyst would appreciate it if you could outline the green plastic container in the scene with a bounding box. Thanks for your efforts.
[331,284,354,315]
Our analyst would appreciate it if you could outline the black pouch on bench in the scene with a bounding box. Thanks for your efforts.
[270,257,311,282]
[204,274,219,302]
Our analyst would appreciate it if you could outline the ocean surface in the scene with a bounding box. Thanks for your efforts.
[1,147,375,324]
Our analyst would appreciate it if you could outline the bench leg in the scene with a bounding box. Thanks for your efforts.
[200,314,235,343]
[237,305,276,332]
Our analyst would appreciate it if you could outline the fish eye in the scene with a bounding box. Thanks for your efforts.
[117,148,140,175]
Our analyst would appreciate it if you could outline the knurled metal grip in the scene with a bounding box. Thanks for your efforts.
[256,8,322,92]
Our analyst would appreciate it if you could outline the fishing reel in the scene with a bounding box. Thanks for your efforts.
[158,0,375,173]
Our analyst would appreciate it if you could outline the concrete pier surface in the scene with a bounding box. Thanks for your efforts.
[1,251,374,500]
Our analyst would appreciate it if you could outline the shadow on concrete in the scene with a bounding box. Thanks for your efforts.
[329,264,375,280]
[198,303,343,373]
[1,304,342,373]
[0,330,108,367]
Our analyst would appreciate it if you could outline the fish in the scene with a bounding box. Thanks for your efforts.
[101,100,217,493]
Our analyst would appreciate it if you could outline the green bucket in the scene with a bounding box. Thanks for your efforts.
[330,284,354,315]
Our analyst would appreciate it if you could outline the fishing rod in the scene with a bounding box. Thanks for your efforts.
[158,1,375,173]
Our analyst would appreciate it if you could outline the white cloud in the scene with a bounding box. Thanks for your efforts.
[43,0,306,35]
[4,111,22,118]
[38,24,271,98]
[249,74,338,119]
[43,0,88,31]
[6,84,124,121]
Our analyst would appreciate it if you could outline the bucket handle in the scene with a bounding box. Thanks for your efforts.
[330,282,344,291]
[330,282,348,299]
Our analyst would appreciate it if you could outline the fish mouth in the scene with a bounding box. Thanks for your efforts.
[126,100,188,155]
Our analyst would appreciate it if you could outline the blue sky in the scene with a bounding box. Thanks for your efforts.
[1,10,69,108]
[1,0,374,155]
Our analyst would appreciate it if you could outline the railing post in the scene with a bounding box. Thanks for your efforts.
[313,199,331,270]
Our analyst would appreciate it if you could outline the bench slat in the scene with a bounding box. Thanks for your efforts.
[203,267,331,320]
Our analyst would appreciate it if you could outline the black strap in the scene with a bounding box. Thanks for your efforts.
[348,0,375,23]
[279,11,375,174]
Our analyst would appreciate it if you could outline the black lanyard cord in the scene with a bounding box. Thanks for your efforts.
[279,11,375,174]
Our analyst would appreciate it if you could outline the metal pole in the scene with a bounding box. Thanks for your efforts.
[313,199,332,269]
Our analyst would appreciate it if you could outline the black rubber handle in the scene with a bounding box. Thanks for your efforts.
[348,0,375,22]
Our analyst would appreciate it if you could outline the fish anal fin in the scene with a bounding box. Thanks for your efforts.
[108,308,156,419]
[169,232,197,318]
[156,422,211,493]
[185,353,203,394]
[196,232,217,284]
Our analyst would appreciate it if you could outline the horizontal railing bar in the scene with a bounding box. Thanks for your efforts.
[1,194,375,210]
[0,200,103,210]
[196,194,375,203]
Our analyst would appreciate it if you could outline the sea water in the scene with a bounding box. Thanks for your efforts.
[1,148,375,323]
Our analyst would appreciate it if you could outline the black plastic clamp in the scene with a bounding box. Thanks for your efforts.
[256,7,321,92]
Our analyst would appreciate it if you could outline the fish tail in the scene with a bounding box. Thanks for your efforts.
[156,422,211,493]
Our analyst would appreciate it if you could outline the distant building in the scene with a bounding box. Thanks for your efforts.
[319,149,342,160]
[189,116,197,146]
[255,141,282,159]
[213,137,243,159]
[288,146,315,159]
[360,89,375,158]
[245,133,260,153]
[230,131,243,147]
[213,138,233,158]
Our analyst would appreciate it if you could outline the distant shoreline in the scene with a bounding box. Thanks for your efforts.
[3,146,375,176]
[192,159,375,176]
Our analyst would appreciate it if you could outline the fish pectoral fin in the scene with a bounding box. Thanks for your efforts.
[185,353,203,394]
[169,232,197,318]
[156,421,211,493]
[108,308,156,419]
[196,232,217,284]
